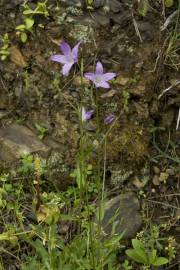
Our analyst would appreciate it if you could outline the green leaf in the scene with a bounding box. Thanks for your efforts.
[149,249,157,264]
[132,239,145,250]
[1,55,7,61]
[152,257,169,266]
[25,18,34,29]
[126,249,147,264]
[21,32,28,43]
[23,10,35,15]
[138,0,149,17]
[165,0,174,7]
[16,24,26,30]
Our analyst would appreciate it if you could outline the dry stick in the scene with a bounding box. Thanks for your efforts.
[145,199,180,210]
[176,107,180,130]
[131,11,143,43]
[158,80,180,99]
[161,0,165,20]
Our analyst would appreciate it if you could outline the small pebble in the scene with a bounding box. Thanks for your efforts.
[153,166,160,174]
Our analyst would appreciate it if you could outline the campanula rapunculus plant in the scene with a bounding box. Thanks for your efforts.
[104,114,115,124]
[82,107,94,122]
[84,61,116,88]
[50,41,81,76]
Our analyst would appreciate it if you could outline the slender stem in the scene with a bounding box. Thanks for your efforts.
[79,58,96,269]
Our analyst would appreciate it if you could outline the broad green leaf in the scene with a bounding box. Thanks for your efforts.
[152,257,168,266]
[126,249,146,264]
[21,32,28,43]
[165,0,174,7]
[132,239,145,250]
[25,18,34,29]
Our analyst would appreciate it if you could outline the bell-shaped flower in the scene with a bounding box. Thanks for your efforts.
[50,41,81,76]
[84,61,116,88]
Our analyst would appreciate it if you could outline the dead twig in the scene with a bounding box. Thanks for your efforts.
[176,108,180,130]
[158,80,180,99]
[131,10,143,43]
[161,10,179,31]
[145,199,180,210]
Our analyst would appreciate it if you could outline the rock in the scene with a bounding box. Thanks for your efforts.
[137,22,154,41]
[0,110,9,119]
[109,0,122,13]
[0,123,51,162]
[161,109,174,127]
[110,11,130,25]
[9,46,27,68]
[93,12,110,27]
[116,74,130,86]
[129,81,146,96]
[153,166,160,174]
[59,0,82,7]
[73,75,89,86]
[0,92,9,109]
[93,0,106,9]
[152,175,160,186]
[100,193,142,239]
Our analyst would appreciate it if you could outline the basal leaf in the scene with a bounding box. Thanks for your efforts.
[153,257,169,266]
[126,249,146,264]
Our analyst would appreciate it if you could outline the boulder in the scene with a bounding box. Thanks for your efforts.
[0,123,51,162]
[100,193,142,239]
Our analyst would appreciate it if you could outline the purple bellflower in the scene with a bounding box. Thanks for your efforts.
[50,41,81,76]
[82,106,94,122]
[84,61,116,88]
[104,114,115,124]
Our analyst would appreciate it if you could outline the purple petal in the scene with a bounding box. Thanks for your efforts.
[96,81,110,88]
[84,72,96,81]
[103,72,116,81]
[104,114,115,124]
[50,54,67,64]
[82,107,94,121]
[72,42,81,62]
[96,61,103,74]
[60,41,71,56]
[62,62,74,76]
[85,109,94,120]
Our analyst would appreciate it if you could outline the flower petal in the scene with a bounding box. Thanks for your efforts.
[84,72,95,82]
[85,109,94,120]
[97,81,110,88]
[96,61,103,74]
[104,114,115,124]
[60,41,71,56]
[50,54,67,64]
[61,62,74,76]
[82,106,94,121]
[103,72,116,81]
[72,41,81,62]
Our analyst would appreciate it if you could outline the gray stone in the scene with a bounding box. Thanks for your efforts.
[93,11,110,27]
[110,0,122,13]
[59,0,82,7]
[0,110,9,120]
[93,0,106,9]
[0,123,51,162]
[100,193,142,239]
